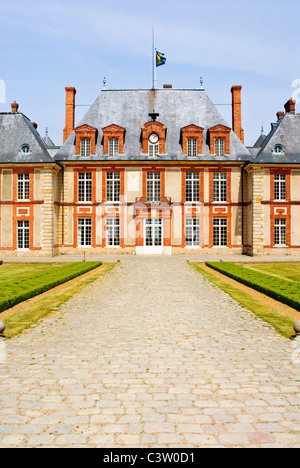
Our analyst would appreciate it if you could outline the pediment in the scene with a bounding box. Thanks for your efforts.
[102,124,125,133]
[209,124,231,133]
[181,124,204,133]
[75,124,97,134]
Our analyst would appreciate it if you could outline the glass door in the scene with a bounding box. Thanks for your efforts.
[144,218,163,254]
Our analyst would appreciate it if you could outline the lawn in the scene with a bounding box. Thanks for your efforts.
[205,261,300,312]
[2,263,116,339]
[243,263,300,283]
[0,262,103,313]
[190,263,295,339]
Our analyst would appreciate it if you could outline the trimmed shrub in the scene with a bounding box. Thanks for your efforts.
[0,262,102,313]
[205,262,300,311]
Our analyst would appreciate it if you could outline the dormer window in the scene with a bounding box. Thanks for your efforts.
[181,125,204,157]
[109,138,119,157]
[209,125,231,156]
[274,144,284,154]
[148,133,159,157]
[75,124,97,157]
[187,139,197,157]
[141,122,166,155]
[81,138,91,157]
[102,125,125,156]
[215,138,225,157]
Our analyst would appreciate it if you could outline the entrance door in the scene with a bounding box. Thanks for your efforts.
[144,218,163,254]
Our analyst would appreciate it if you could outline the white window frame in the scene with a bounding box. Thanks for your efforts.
[144,218,163,247]
[17,220,30,250]
[187,138,197,157]
[148,142,159,158]
[215,138,225,156]
[146,172,161,202]
[186,218,200,248]
[274,219,287,247]
[213,218,227,247]
[213,172,227,202]
[109,138,119,157]
[78,218,92,247]
[106,172,121,202]
[80,138,91,157]
[186,172,200,202]
[274,174,286,201]
[17,174,30,201]
[78,172,92,202]
[106,218,120,247]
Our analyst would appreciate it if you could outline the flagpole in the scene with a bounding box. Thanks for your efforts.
[152,21,155,89]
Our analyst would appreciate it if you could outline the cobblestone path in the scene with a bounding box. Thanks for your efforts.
[0,257,299,448]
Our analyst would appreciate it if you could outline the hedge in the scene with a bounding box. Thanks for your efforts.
[0,262,102,313]
[205,262,300,311]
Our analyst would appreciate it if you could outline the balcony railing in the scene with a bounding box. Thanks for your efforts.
[135,196,172,205]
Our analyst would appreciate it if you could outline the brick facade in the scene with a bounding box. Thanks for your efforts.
[1,87,299,257]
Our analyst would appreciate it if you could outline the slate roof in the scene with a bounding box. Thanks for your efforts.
[43,127,57,149]
[252,113,300,164]
[55,88,251,162]
[0,112,55,164]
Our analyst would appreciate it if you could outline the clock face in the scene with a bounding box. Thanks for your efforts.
[149,133,159,144]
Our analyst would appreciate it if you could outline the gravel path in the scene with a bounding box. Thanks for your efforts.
[0,257,299,448]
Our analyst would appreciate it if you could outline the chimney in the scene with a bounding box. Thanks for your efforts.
[277,111,284,121]
[31,122,38,129]
[231,86,244,144]
[11,101,19,113]
[63,86,77,143]
[284,98,296,114]
[163,84,172,89]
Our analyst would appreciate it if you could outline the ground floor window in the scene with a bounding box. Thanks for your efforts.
[78,218,92,247]
[274,219,286,246]
[186,218,200,247]
[17,220,30,249]
[213,218,227,247]
[106,218,120,247]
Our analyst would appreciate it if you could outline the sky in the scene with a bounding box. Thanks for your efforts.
[0,0,299,147]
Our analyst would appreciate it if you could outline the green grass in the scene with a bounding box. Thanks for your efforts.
[0,262,103,313]
[3,263,117,339]
[190,263,295,339]
[0,263,67,283]
[244,263,300,283]
[205,262,300,312]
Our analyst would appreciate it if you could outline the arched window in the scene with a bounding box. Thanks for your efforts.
[141,121,166,155]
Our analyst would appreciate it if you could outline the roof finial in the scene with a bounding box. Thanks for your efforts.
[200,76,204,91]
[45,126,49,137]
[103,77,106,89]
[261,122,264,135]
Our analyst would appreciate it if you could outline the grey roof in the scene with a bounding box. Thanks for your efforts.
[56,88,251,162]
[253,133,266,148]
[0,113,56,164]
[252,113,300,164]
[43,127,57,149]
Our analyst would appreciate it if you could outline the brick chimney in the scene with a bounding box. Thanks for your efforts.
[284,98,296,114]
[63,87,76,143]
[277,111,284,121]
[11,101,19,113]
[231,86,244,144]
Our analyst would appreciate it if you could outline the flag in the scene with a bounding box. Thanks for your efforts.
[156,50,166,67]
